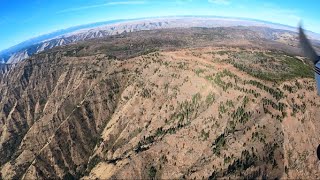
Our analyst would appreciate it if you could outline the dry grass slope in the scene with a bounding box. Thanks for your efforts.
[0,28,319,179]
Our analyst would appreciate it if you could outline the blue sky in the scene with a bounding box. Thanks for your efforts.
[0,0,319,51]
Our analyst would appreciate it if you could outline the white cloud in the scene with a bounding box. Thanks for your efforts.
[57,1,146,14]
[208,0,230,5]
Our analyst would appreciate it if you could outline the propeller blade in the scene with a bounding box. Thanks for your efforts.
[316,64,320,95]
[299,26,319,64]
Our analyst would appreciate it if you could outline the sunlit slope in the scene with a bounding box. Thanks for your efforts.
[0,28,319,179]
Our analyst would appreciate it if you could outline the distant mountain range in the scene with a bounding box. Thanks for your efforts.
[1,16,320,64]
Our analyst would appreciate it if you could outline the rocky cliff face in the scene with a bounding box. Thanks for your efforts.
[0,28,319,179]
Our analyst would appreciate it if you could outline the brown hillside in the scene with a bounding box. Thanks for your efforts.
[0,28,319,179]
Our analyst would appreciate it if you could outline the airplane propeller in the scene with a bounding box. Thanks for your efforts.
[299,26,320,95]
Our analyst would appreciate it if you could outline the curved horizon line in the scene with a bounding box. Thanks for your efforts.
[1,15,318,54]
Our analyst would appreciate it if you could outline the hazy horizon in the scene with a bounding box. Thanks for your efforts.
[1,0,319,51]
[1,15,320,54]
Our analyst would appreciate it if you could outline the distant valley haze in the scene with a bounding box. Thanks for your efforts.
[1,16,320,64]
[1,0,320,51]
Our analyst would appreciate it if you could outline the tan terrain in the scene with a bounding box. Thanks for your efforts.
[0,28,319,179]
